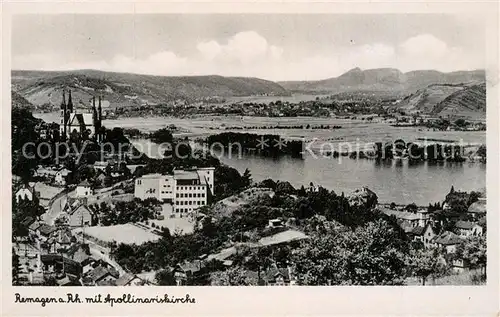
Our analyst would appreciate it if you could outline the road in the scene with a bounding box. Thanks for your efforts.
[42,192,68,225]
[85,239,127,276]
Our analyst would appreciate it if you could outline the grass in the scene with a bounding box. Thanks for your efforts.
[406,269,486,286]
[74,223,161,245]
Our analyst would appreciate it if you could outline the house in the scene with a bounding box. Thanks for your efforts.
[46,229,73,253]
[37,224,57,242]
[455,221,483,237]
[267,219,284,228]
[95,171,107,187]
[173,260,206,285]
[28,221,42,240]
[40,254,82,277]
[93,161,109,171]
[261,266,296,286]
[65,243,94,273]
[467,200,486,219]
[432,231,462,253]
[67,204,93,227]
[15,184,37,202]
[76,180,93,197]
[411,223,436,248]
[85,265,119,286]
[54,168,71,186]
[380,208,421,228]
[115,273,145,286]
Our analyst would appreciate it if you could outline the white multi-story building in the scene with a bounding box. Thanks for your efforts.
[134,167,215,216]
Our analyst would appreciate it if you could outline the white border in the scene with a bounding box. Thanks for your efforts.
[1,2,499,316]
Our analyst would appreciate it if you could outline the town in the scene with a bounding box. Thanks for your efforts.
[12,89,486,286]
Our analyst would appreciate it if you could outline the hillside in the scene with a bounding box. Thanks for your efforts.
[11,90,34,109]
[11,69,290,108]
[395,84,467,113]
[279,68,485,95]
[431,83,486,119]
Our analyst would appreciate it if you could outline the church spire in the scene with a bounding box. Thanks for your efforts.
[67,90,74,112]
[98,95,102,122]
[60,89,66,109]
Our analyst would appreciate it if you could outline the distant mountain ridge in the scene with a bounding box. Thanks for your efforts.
[11,69,290,108]
[278,68,485,95]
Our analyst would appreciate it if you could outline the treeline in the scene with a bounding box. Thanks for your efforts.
[209,124,342,130]
[325,139,471,162]
[205,132,303,158]
[110,180,407,277]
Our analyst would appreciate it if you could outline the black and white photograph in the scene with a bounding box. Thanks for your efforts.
[10,12,490,290]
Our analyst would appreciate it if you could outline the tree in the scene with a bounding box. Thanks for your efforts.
[407,248,447,285]
[242,168,252,187]
[12,248,21,286]
[155,269,177,286]
[210,267,257,286]
[456,236,486,274]
[292,219,408,285]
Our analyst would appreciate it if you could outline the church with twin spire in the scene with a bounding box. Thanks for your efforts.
[59,89,105,142]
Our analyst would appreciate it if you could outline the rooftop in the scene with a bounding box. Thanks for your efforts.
[455,221,479,230]
[433,231,462,246]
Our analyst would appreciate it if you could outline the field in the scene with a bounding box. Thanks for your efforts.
[148,204,195,235]
[35,113,486,151]
[75,223,161,245]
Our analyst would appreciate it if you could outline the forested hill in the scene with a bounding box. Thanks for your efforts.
[11,69,290,108]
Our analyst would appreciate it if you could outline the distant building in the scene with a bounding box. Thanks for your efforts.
[67,204,93,227]
[76,180,93,197]
[455,221,483,238]
[54,168,71,186]
[15,184,37,202]
[432,231,462,253]
[134,167,215,217]
[411,223,436,248]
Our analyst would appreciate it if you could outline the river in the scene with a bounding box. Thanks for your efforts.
[35,112,486,205]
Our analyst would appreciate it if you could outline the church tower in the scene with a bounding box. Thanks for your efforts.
[67,90,74,113]
[60,90,67,140]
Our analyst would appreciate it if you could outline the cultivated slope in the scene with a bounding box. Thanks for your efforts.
[11,69,290,108]
[431,83,486,119]
[395,84,466,113]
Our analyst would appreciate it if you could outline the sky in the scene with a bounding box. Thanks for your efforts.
[12,14,486,81]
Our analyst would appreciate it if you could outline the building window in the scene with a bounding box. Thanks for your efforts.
[137,180,142,185]
[175,201,179,205]
[189,201,192,205]
[201,193,205,197]
[189,193,192,198]
[176,193,179,198]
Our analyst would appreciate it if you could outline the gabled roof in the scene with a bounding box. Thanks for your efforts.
[87,265,119,282]
[433,231,462,246]
[68,204,92,216]
[78,180,91,187]
[178,260,205,274]
[29,221,42,231]
[455,221,479,230]
[263,266,290,283]
[38,224,57,236]
[468,201,486,214]
[21,216,35,227]
[115,273,142,286]
[411,225,426,236]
